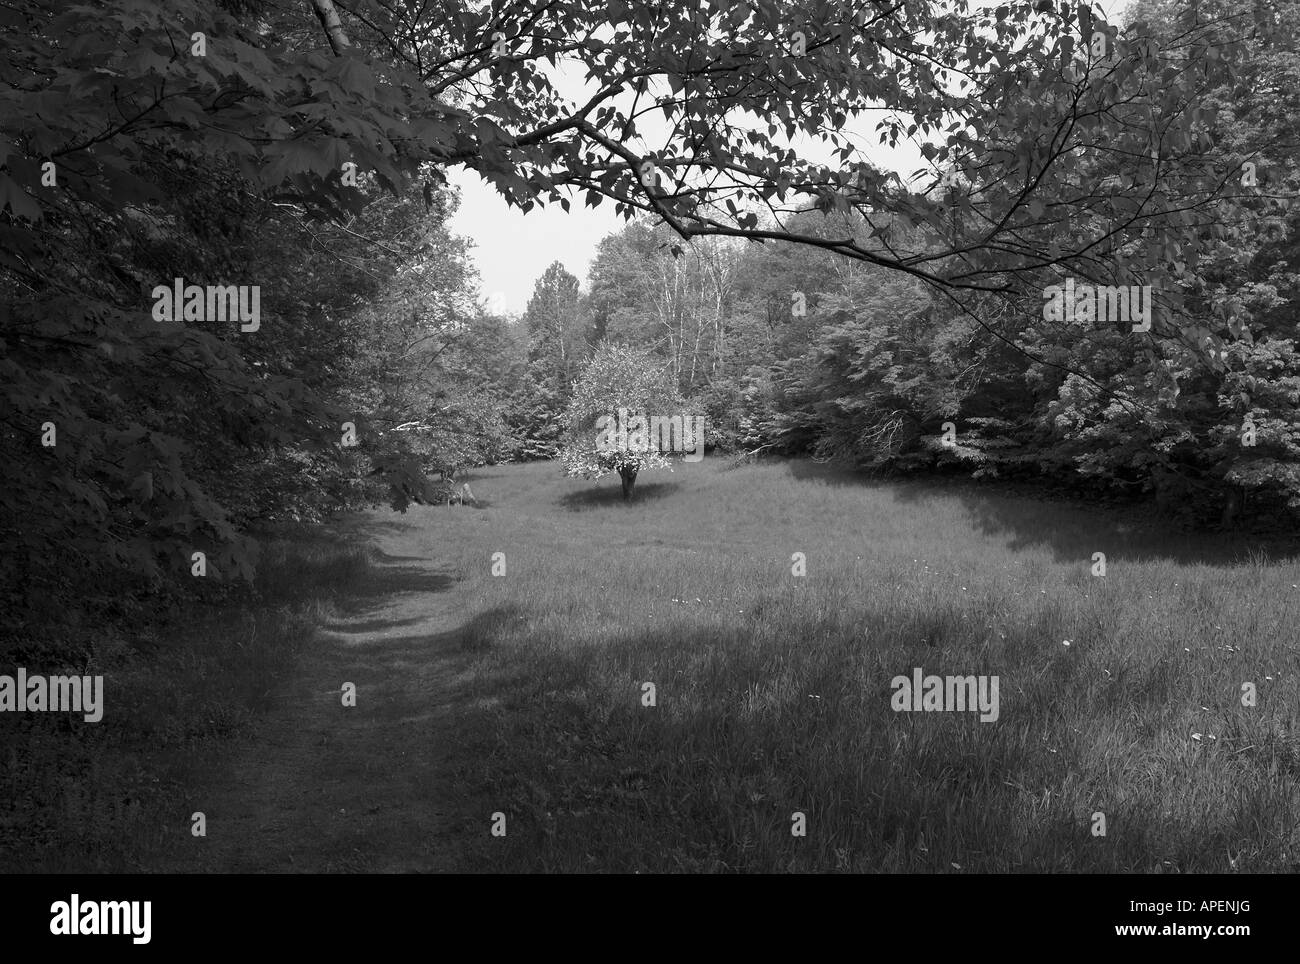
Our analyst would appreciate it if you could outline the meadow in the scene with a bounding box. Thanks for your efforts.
[4,457,1298,873]
[442,459,1300,872]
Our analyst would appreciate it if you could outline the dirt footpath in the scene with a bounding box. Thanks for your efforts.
[160,511,480,873]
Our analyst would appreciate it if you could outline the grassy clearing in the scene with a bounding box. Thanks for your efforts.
[5,459,1297,873]
[437,459,1300,872]
[0,530,372,872]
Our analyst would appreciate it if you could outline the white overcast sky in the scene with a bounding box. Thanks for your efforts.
[448,0,1129,315]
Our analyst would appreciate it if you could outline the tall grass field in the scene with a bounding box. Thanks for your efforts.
[443,459,1300,872]
[3,458,1297,873]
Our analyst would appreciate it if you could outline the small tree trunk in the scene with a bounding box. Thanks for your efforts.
[619,465,638,502]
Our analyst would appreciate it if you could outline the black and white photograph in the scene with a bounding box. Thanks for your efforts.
[0,0,1291,940]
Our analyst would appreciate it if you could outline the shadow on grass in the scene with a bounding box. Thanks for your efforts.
[195,602,533,873]
[780,458,1300,567]
[558,479,684,511]
[326,565,457,617]
[328,614,433,635]
[417,612,1298,873]
[784,457,873,486]
[256,548,455,609]
[893,483,1300,567]
[0,511,466,873]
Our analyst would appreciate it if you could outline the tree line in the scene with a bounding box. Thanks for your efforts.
[0,0,1294,648]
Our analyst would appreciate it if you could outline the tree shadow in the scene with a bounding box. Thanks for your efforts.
[770,458,1299,567]
[370,549,429,563]
[168,599,527,873]
[557,479,684,511]
[324,603,528,666]
[784,457,876,486]
[254,537,454,609]
[328,614,433,636]
[888,477,1300,567]
[333,564,457,611]
[407,612,1296,873]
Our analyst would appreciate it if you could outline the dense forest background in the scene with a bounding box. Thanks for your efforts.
[2,0,1298,653]
[503,0,1300,533]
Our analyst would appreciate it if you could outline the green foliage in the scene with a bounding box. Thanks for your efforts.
[524,261,590,395]
[558,344,686,482]
[0,0,484,629]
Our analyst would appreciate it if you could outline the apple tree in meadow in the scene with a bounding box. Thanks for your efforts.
[559,344,687,501]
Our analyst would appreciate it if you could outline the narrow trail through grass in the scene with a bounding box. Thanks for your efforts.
[159,517,482,873]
